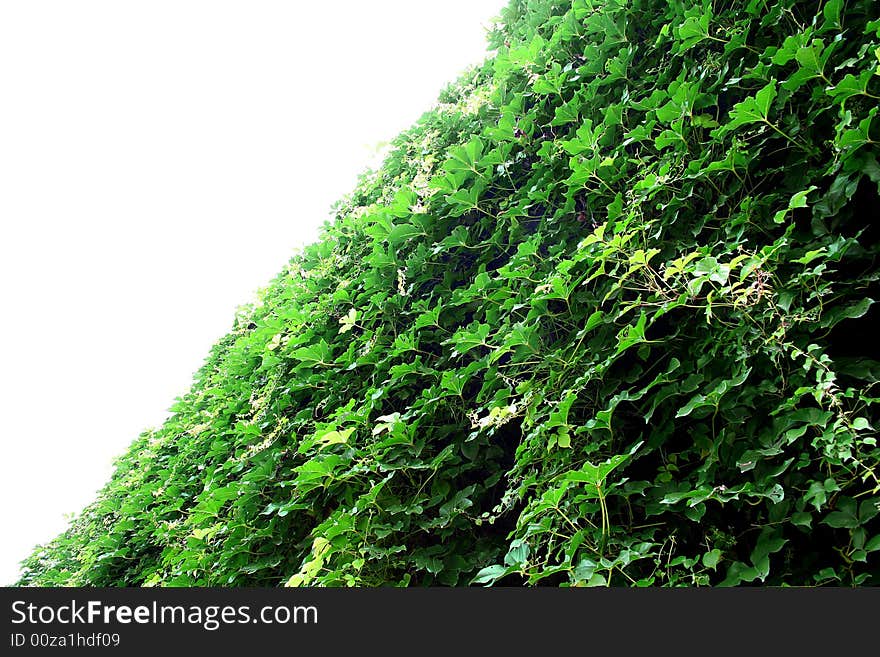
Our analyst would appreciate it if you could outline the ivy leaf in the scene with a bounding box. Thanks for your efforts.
[317,427,356,447]
[293,340,333,367]
[702,549,722,570]
[794,39,828,78]
[715,80,776,135]
[675,6,713,52]
[615,312,648,355]
[444,138,485,177]
[338,308,358,334]
[564,441,643,487]
[471,564,510,585]
[387,223,426,246]
[448,322,492,357]
[823,498,859,529]
[584,310,605,332]
[827,71,873,104]
[836,110,875,152]
[822,0,843,30]
[774,185,819,223]
[819,297,874,328]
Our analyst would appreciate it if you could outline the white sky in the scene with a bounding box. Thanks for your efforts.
[0,0,504,585]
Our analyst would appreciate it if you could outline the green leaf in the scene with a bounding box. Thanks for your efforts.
[836,111,875,152]
[702,549,722,570]
[771,33,804,66]
[676,6,713,51]
[615,311,648,355]
[504,539,530,567]
[822,498,859,528]
[338,308,358,334]
[584,310,605,332]
[755,79,777,117]
[316,427,356,447]
[293,340,333,366]
[794,39,827,77]
[789,185,818,209]
[556,431,571,449]
[716,80,777,135]
[445,138,485,175]
[720,561,759,586]
[828,71,873,104]
[564,441,643,487]
[551,99,580,126]
[750,528,787,581]
[819,298,874,328]
[822,0,843,30]
[387,223,426,245]
[692,255,731,285]
[471,564,508,585]
[449,322,492,356]
[573,558,597,581]
[791,512,812,529]
[676,393,707,419]
[860,500,879,523]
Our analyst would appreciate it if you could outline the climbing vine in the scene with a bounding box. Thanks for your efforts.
[19,0,880,587]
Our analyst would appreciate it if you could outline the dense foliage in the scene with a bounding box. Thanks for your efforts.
[19,0,880,587]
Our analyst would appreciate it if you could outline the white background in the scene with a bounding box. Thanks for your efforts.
[0,0,504,584]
